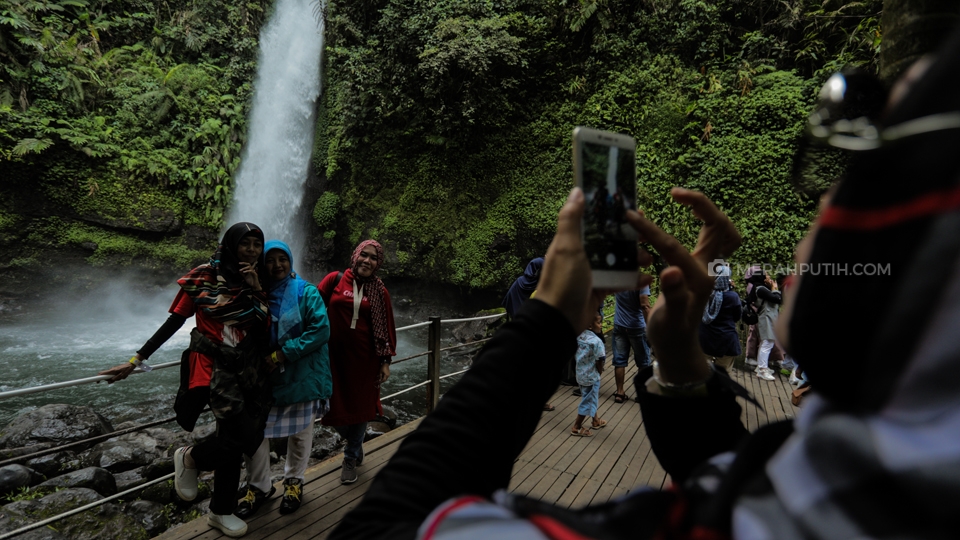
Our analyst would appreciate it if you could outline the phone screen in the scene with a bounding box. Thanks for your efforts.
[580,141,638,271]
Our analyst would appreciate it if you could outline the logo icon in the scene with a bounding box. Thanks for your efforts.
[707,259,727,276]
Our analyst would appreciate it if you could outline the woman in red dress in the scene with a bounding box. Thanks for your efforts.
[318,240,397,485]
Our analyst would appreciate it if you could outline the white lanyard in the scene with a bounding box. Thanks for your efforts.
[351,280,364,329]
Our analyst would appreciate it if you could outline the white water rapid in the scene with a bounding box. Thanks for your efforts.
[226,0,324,261]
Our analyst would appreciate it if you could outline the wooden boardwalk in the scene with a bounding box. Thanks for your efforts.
[155,355,799,540]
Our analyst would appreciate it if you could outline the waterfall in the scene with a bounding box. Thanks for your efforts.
[226,0,324,262]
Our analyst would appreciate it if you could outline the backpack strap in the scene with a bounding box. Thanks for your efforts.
[319,271,344,305]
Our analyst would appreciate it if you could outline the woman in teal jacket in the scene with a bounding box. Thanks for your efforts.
[237,240,332,518]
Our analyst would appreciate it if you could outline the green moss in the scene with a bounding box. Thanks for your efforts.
[56,222,208,268]
[0,209,16,232]
[313,191,340,228]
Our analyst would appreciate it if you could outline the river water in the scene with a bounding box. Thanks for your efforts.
[0,284,480,430]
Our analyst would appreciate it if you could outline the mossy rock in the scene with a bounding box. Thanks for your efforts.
[3,488,148,540]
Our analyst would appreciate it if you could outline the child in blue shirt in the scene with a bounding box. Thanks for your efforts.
[572,311,607,436]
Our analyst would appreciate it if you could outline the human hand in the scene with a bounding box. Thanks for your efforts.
[240,262,261,291]
[537,188,637,332]
[378,363,391,384]
[98,362,136,384]
[626,188,741,384]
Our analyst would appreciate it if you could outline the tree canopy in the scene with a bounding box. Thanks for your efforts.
[1,0,886,288]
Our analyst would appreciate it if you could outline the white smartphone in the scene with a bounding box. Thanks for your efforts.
[572,126,639,289]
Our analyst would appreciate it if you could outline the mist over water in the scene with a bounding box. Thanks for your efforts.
[0,281,465,428]
[0,1,477,432]
[225,0,324,261]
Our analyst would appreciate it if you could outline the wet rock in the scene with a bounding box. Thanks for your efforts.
[112,467,147,492]
[378,406,398,428]
[309,427,341,461]
[0,513,66,540]
[0,404,113,451]
[80,431,163,473]
[0,464,43,497]
[0,441,52,461]
[3,487,145,540]
[139,478,174,505]
[124,500,169,537]
[25,451,78,478]
[451,318,488,343]
[35,467,116,497]
[142,456,173,480]
[184,224,217,251]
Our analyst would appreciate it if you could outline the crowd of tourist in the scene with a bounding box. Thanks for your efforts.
[99,234,397,537]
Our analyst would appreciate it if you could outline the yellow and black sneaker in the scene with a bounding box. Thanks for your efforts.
[234,485,275,519]
[279,478,303,515]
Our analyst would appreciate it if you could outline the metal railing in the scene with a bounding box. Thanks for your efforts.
[0,311,506,539]
[0,314,504,403]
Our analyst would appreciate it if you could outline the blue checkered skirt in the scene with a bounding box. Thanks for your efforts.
[264,399,329,439]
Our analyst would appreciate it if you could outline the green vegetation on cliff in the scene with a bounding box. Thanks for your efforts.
[2,0,883,289]
[1,0,271,270]
[318,0,881,287]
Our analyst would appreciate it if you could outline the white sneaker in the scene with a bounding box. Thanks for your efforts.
[209,513,248,537]
[757,368,775,381]
[789,368,801,386]
[173,447,198,502]
[745,358,758,367]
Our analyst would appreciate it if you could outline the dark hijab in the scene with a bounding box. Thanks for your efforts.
[214,222,266,288]
[177,222,268,330]
[502,257,544,317]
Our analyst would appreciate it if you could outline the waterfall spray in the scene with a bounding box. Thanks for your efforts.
[226,0,324,261]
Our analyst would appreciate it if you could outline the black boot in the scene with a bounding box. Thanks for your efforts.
[279,478,304,515]
[234,485,275,519]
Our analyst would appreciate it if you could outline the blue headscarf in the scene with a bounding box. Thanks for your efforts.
[501,257,544,317]
[702,265,731,324]
[265,240,307,346]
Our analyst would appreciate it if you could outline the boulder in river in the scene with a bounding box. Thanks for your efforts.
[123,500,169,537]
[0,512,66,540]
[25,450,79,478]
[3,487,146,540]
[142,456,174,480]
[112,466,147,492]
[35,467,116,497]
[0,464,44,497]
[0,405,113,451]
[79,431,163,473]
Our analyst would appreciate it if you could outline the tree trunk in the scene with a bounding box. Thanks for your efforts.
[880,0,960,83]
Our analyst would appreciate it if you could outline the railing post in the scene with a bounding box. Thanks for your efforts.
[426,316,442,414]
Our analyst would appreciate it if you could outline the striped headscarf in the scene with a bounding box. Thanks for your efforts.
[177,222,268,331]
[352,240,395,358]
[702,265,731,324]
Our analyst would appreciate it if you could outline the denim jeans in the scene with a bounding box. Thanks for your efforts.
[577,383,600,417]
[612,325,651,368]
[335,422,367,462]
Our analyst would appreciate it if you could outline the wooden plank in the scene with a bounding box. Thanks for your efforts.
[155,420,421,540]
[554,474,591,509]
[571,477,603,508]
[539,471,577,505]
